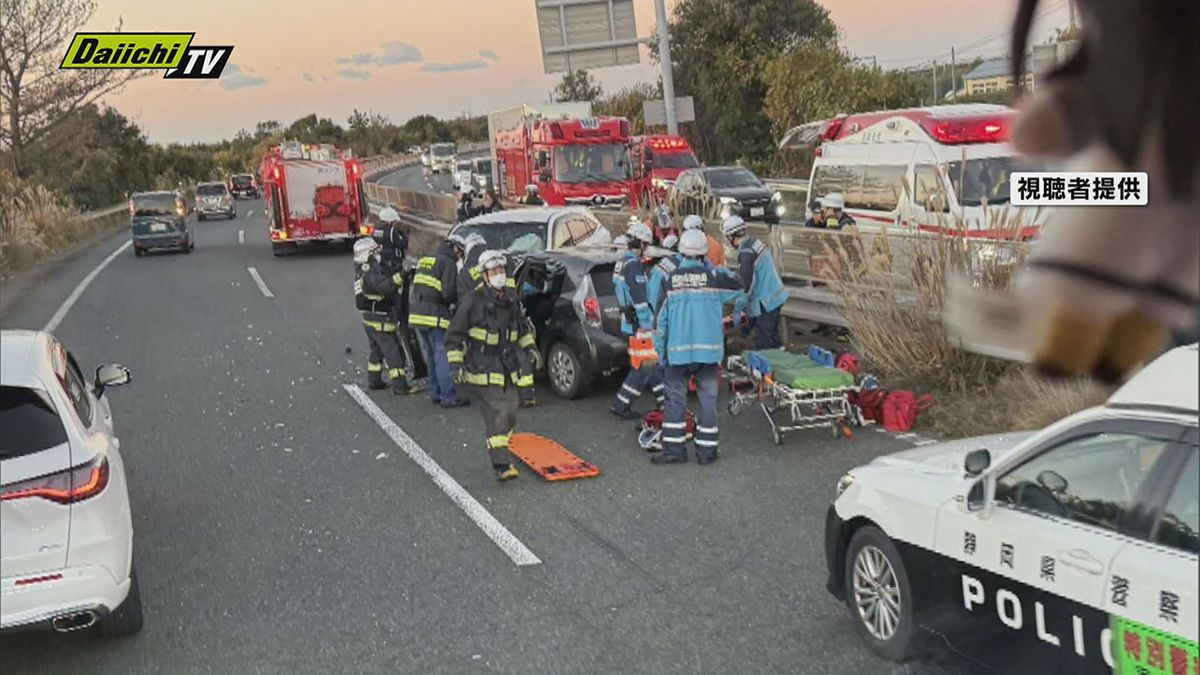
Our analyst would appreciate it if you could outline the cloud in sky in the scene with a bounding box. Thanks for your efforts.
[301,71,315,82]
[336,41,423,67]
[336,68,371,80]
[420,60,488,73]
[220,63,268,90]
[479,48,499,61]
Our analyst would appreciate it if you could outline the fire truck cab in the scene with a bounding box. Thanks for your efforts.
[260,141,370,256]
[630,135,699,208]
[495,115,634,209]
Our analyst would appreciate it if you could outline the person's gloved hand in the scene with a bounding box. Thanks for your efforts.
[731,311,746,328]
[450,366,463,384]
[528,348,543,371]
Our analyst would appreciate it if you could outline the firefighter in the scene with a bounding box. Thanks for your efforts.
[682,214,726,267]
[446,249,539,481]
[411,233,470,408]
[457,184,479,223]
[352,237,415,394]
[519,184,545,206]
[610,222,664,420]
[457,233,488,298]
[373,207,424,386]
[803,199,824,228]
[648,233,683,313]
[652,205,676,245]
[820,193,856,229]
[724,216,789,350]
[652,229,744,465]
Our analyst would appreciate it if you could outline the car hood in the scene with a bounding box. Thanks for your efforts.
[870,432,1034,474]
[710,186,772,201]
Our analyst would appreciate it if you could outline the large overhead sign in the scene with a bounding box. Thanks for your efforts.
[535,0,641,74]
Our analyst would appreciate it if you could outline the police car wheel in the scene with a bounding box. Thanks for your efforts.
[844,525,919,661]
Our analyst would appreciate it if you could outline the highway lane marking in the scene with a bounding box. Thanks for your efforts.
[44,240,132,333]
[246,266,274,298]
[244,210,254,220]
[238,229,245,244]
[343,383,542,567]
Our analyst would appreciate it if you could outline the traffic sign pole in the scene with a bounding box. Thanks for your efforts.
[653,0,678,135]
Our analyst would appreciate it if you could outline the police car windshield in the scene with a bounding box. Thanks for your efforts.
[554,144,631,183]
[706,168,762,189]
[455,223,546,253]
[653,152,699,170]
[947,157,1044,206]
[131,194,177,216]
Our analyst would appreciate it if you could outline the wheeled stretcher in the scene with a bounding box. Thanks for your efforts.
[725,349,863,444]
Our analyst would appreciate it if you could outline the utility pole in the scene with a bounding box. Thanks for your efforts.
[950,48,957,102]
[932,60,939,102]
[653,0,678,135]
[872,55,877,70]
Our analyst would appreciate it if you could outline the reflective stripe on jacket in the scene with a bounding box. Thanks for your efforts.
[410,240,458,329]
[446,286,536,387]
[613,251,653,335]
[355,258,404,321]
[654,258,743,366]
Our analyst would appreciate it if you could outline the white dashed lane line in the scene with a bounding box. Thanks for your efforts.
[44,240,132,333]
[238,229,245,244]
[343,383,542,567]
[246,266,274,298]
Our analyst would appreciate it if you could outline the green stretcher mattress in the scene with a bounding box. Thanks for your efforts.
[745,349,855,390]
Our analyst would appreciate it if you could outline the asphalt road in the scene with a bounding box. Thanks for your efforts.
[0,201,964,674]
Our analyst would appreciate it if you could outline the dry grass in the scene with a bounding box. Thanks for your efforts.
[0,170,122,276]
[816,176,1102,437]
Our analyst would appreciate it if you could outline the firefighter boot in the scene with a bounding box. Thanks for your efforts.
[367,366,387,390]
[494,463,520,482]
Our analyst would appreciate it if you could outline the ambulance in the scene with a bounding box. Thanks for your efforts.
[796,104,1047,238]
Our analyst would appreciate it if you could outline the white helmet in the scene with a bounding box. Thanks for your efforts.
[353,237,380,264]
[464,232,486,253]
[661,233,679,250]
[613,235,629,247]
[626,222,654,245]
[478,249,507,271]
[460,183,472,195]
[822,192,845,210]
[682,214,705,231]
[525,184,539,194]
[378,206,400,223]
[721,215,747,238]
[679,229,708,257]
[628,215,642,227]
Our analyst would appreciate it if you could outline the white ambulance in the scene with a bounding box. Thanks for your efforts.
[803,104,1048,238]
[825,344,1199,672]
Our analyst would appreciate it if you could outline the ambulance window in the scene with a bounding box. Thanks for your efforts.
[996,432,1170,534]
[913,165,950,212]
[857,166,906,211]
[811,165,864,205]
[1154,450,1199,554]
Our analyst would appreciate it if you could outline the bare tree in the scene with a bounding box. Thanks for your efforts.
[0,0,142,176]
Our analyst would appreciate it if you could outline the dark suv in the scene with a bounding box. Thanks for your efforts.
[229,173,258,199]
[129,191,192,257]
[514,246,666,399]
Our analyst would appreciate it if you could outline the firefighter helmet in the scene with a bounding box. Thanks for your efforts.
[353,237,380,264]
[479,249,507,271]
[626,222,654,245]
[378,206,400,223]
[682,214,704,231]
[679,229,708,257]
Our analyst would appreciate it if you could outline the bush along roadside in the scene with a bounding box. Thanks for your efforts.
[0,170,127,277]
[819,196,1111,439]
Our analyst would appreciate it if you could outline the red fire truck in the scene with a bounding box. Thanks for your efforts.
[630,135,699,208]
[260,141,370,256]
[494,115,636,209]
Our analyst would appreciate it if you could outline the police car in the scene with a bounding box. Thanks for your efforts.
[825,345,1198,673]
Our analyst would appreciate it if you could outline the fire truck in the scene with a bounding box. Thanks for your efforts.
[630,135,699,208]
[260,141,370,256]
[494,114,635,209]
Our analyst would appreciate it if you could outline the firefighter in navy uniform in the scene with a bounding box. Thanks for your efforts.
[446,250,540,481]
[610,222,664,419]
[352,237,414,394]
[518,184,545,206]
[411,233,470,407]
[374,207,424,385]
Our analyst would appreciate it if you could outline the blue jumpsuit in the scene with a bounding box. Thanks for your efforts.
[734,237,789,349]
[613,251,664,412]
[654,258,743,461]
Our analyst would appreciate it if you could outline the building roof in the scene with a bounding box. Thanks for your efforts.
[963,58,1027,81]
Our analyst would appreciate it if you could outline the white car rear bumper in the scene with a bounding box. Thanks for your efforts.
[1,565,130,630]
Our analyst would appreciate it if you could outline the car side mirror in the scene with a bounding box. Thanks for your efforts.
[964,448,991,476]
[1037,470,1068,494]
[967,478,990,512]
[94,364,132,398]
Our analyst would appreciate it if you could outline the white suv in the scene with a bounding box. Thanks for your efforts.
[1,330,142,637]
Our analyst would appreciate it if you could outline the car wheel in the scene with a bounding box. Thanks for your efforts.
[97,563,144,638]
[133,246,144,258]
[844,525,920,662]
[189,235,195,251]
[547,341,589,399]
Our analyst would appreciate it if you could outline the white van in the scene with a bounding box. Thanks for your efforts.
[805,105,1046,237]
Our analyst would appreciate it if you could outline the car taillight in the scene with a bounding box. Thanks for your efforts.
[0,456,109,505]
[583,295,602,324]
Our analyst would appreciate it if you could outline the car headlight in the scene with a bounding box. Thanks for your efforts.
[719,196,738,205]
[835,472,855,498]
[775,204,786,216]
[771,191,782,202]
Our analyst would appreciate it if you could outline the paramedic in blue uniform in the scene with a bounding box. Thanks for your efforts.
[652,229,744,465]
[610,222,664,419]
[723,215,789,350]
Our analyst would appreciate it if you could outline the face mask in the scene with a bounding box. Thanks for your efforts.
[487,272,507,290]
